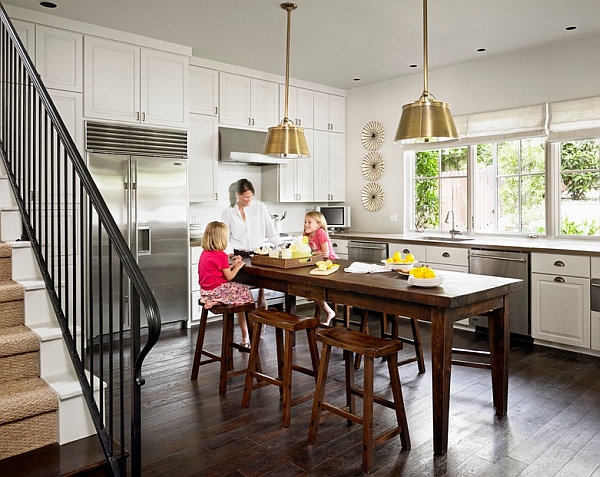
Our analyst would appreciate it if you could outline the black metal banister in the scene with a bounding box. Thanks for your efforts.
[0,3,161,476]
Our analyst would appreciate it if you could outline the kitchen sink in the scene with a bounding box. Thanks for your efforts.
[419,236,474,242]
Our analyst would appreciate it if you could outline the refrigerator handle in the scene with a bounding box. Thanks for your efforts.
[137,224,151,255]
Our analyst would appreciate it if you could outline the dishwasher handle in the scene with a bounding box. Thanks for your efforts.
[468,254,527,263]
[348,243,387,250]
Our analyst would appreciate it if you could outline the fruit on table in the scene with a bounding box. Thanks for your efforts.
[393,251,402,262]
[405,253,415,262]
[409,265,436,278]
[316,260,337,271]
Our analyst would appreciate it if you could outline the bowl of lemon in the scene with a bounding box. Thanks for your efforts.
[407,266,444,287]
[382,251,417,271]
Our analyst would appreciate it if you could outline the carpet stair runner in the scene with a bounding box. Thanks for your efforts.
[0,241,59,460]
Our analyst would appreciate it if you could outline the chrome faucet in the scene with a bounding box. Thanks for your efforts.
[444,211,462,238]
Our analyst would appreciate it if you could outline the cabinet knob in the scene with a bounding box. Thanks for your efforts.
[442,252,450,258]
[553,260,565,267]
[248,118,251,126]
[403,249,410,254]
[554,276,565,283]
[298,118,301,126]
[214,107,218,115]
[142,112,146,121]
[136,112,140,121]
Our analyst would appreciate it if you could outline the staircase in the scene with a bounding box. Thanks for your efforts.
[0,172,97,461]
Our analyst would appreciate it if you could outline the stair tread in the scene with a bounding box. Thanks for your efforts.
[0,377,58,425]
[0,435,110,477]
[0,325,39,357]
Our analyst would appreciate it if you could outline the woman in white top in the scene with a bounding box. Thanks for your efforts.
[221,179,279,347]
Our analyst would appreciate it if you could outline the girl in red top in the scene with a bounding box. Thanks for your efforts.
[303,211,338,325]
[199,221,254,346]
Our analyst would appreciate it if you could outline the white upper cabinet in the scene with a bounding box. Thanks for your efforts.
[84,36,188,128]
[313,130,345,202]
[189,66,218,116]
[36,25,82,92]
[188,114,218,202]
[314,92,345,133]
[12,19,35,58]
[279,84,313,129]
[219,72,278,130]
[49,89,83,154]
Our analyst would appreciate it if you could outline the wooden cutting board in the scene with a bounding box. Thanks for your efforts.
[309,265,340,276]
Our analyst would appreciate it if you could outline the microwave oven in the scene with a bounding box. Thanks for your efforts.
[316,205,351,230]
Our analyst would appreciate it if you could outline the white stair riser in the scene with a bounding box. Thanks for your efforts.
[12,246,42,281]
[1,209,22,242]
[56,393,98,445]
[0,178,17,207]
[39,338,74,379]
[24,287,56,326]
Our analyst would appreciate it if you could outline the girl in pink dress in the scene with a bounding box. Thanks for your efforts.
[199,221,254,347]
[303,211,339,325]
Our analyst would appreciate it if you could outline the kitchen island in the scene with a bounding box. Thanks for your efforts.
[236,259,523,456]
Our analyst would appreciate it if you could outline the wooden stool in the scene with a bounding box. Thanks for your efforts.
[242,309,320,427]
[308,327,411,473]
[191,301,257,395]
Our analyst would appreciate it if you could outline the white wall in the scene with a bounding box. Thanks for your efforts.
[346,33,600,234]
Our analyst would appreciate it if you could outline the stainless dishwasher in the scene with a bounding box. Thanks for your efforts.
[468,249,530,337]
[347,241,388,263]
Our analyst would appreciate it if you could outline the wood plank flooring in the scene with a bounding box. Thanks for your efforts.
[138,305,600,476]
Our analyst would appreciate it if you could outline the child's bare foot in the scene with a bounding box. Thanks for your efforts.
[202,300,219,309]
[323,309,336,327]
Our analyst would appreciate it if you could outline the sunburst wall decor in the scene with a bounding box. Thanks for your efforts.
[361,121,385,150]
[361,182,384,211]
[361,152,385,181]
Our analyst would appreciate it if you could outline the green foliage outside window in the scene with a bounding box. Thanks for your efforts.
[561,140,599,200]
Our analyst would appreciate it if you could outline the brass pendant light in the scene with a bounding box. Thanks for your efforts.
[394,0,458,144]
[262,3,310,158]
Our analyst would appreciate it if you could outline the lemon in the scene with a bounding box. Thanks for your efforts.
[413,268,425,278]
[423,269,436,278]
[393,251,402,262]
[406,254,415,262]
[324,260,333,268]
[316,260,325,266]
[318,263,328,271]
[289,244,297,252]
[302,236,309,244]
[386,257,394,263]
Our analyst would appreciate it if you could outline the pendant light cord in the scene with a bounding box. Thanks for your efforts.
[282,3,296,124]
[422,0,430,101]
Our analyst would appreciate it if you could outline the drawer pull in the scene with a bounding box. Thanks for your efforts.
[442,252,450,258]
[554,260,565,267]
[554,276,565,283]
[403,249,410,254]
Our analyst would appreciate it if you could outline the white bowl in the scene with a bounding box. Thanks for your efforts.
[408,274,444,287]
[381,260,416,271]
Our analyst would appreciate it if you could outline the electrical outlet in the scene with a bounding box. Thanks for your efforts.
[389,213,397,222]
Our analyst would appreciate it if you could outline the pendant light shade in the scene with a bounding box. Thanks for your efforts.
[263,3,310,158]
[395,0,458,144]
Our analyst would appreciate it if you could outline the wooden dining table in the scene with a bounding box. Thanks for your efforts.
[236,259,523,456]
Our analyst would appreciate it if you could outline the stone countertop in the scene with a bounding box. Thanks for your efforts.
[328,231,600,257]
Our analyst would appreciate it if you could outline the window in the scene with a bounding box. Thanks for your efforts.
[558,139,599,236]
[475,138,545,233]
[414,147,467,232]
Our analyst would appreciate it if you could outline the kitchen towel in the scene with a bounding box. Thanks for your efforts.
[344,262,391,274]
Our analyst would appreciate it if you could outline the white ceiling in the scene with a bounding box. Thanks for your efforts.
[4,0,600,90]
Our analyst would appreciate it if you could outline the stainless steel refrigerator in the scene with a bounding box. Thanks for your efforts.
[88,152,188,327]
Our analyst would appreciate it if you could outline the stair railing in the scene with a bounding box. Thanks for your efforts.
[0,4,161,476]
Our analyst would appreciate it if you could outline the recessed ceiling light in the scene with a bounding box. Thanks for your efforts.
[476,48,487,52]
[566,26,577,31]
[409,64,418,68]
[39,2,57,8]
[353,78,361,82]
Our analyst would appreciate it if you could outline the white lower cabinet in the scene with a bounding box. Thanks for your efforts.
[592,311,600,352]
[331,238,348,260]
[531,253,590,348]
[388,243,426,263]
[190,246,220,324]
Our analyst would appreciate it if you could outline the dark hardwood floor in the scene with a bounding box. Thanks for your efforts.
[138,305,600,476]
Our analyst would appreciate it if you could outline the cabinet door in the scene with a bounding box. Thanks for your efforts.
[329,94,345,133]
[592,311,600,352]
[278,162,297,202]
[388,243,426,263]
[12,19,35,58]
[251,78,279,130]
[84,37,140,123]
[189,66,218,116]
[313,91,330,131]
[312,130,330,201]
[188,114,217,202]
[296,87,314,129]
[296,129,314,201]
[328,133,345,201]
[531,273,590,348]
[49,89,83,154]
[141,48,188,128]
[36,25,82,92]
[219,72,251,127]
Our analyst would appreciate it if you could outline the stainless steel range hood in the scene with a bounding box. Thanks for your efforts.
[218,127,289,165]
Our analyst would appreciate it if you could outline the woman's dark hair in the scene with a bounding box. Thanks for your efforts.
[229,179,255,207]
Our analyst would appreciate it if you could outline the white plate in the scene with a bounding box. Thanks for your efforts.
[381,260,416,270]
[408,274,444,287]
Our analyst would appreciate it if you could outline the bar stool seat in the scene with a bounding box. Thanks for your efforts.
[242,309,320,427]
[191,301,257,395]
[308,326,411,473]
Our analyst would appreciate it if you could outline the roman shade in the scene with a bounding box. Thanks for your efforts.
[547,96,600,142]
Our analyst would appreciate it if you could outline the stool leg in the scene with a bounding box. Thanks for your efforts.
[308,342,332,445]
[242,320,262,408]
[354,309,369,369]
[275,328,285,395]
[343,349,355,426]
[281,329,294,427]
[306,327,320,382]
[362,355,375,474]
[219,312,233,395]
[191,308,209,381]
[225,313,235,371]
[410,317,426,374]
[386,352,411,450]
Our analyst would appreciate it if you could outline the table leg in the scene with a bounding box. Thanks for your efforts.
[430,308,454,456]
[487,294,510,416]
